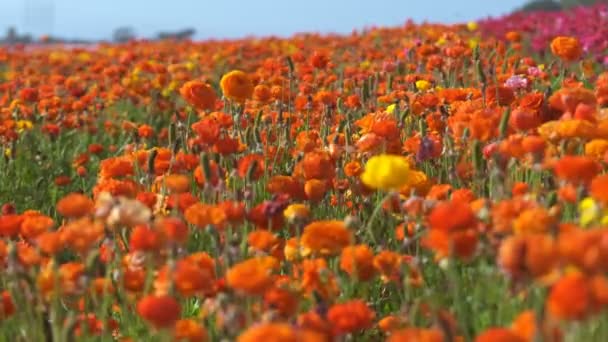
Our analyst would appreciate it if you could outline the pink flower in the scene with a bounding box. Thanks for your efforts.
[504,75,528,90]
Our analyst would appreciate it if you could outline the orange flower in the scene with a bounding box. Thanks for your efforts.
[184,203,226,228]
[519,92,544,111]
[498,234,557,279]
[550,36,582,62]
[129,225,162,251]
[512,207,555,235]
[511,182,529,197]
[163,174,191,193]
[56,193,94,218]
[387,328,443,342]
[509,107,540,132]
[475,328,525,342]
[20,214,54,239]
[590,174,608,204]
[485,86,515,106]
[505,31,522,42]
[155,217,188,244]
[60,217,105,254]
[174,319,208,342]
[264,286,299,318]
[295,151,335,180]
[17,242,40,268]
[57,262,86,295]
[218,200,246,224]
[267,175,305,199]
[427,201,476,232]
[555,119,596,139]
[553,155,600,185]
[510,311,536,342]
[237,323,324,342]
[327,300,375,335]
[248,230,280,253]
[310,50,330,69]
[123,267,146,292]
[301,220,353,256]
[557,184,578,203]
[585,139,608,160]
[423,229,478,261]
[373,250,402,282]
[137,295,181,328]
[35,231,63,255]
[54,175,71,186]
[340,244,376,281]
[220,70,254,103]
[344,161,363,177]
[253,84,271,103]
[547,272,593,321]
[549,88,596,114]
[237,154,265,180]
[171,258,216,296]
[297,311,332,336]
[304,179,327,202]
[0,291,15,320]
[557,229,608,273]
[378,315,407,332]
[99,156,134,179]
[226,256,278,296]
[299,258,339,300]
[180,81,216,111]
[138,124,154,138]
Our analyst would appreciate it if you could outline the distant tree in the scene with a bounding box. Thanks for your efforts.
[156,28,196,41]
[560,0,607,8]
[519,0,563,12]
[113,27,135,43]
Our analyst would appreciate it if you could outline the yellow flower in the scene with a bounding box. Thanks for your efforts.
[360,60,371,70]
[556,119,596,139]
[16,120,33,133]
[436,37,447,46]
[468,38,480,49]
[415,80,431,91]
[161,81,179,98]
[361,154,411,191]
[4,148,11,158]
[386,103,396,114]
[467,21,479,31]
[77,52,91,62]
[220,70,254,103]
[184,61,195,71]
[399,170,429,196]
[585,139,608,160]
[578,197,608,227]
[131,67,142,81]
[284,204,310,223]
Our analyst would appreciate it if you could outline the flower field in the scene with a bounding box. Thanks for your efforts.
[1,3,608,341]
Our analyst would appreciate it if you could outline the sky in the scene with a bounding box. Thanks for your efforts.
[0,0,528,41]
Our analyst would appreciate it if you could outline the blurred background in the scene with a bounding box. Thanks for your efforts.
[0,0,604,44]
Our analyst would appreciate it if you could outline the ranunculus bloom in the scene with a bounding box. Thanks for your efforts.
[301,220,353,256]
[180,80,217,110]
[137,295,181,328]
[360,154,412,191]
[220,70,254,103]
[226,256,278,295]
[550,36,583,62]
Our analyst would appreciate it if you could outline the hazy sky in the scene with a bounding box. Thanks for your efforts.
[0,0,528,40]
